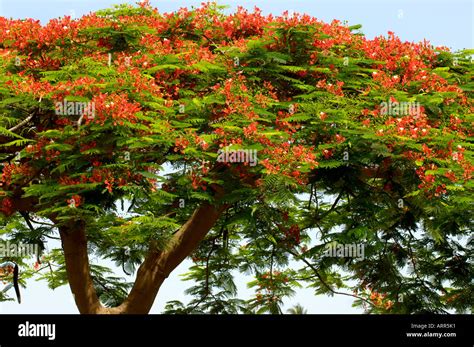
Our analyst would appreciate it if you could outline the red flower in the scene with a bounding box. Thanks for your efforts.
[243,122,258,137]
[444,171,457,182]
[323,149,332,159]
[67,195,82,208]
[0,197,14,216]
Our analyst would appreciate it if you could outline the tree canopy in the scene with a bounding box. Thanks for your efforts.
[0,1,472,314]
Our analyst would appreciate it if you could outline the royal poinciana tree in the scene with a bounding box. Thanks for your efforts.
[0,2,472,314]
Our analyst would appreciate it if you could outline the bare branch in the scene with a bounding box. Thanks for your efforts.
[8,113,34,132]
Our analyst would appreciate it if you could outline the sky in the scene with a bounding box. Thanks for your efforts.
[0,0,472,314]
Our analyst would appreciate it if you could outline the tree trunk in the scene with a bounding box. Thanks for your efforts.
[59,221,103,314]
[58,202,227,314]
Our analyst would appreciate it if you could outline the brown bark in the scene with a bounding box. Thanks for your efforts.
[58,202,227,314]
[58,221,102,314]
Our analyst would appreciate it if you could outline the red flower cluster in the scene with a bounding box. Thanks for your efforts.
[67,194,82,208]
[88,93,141,125]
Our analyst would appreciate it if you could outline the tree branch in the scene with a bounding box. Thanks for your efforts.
[53,183,228,314]
[287,248,376,308]
[57,221,103,314]
[115,201,227,313]
[8,113,34,132]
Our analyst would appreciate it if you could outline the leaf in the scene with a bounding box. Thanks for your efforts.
[0,139,33,147]
[0,126,23,139]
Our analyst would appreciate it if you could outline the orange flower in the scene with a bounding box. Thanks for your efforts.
[67,195,82,208]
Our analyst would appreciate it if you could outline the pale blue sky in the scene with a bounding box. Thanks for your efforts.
[0,0,472,314]
[0,0,472,50]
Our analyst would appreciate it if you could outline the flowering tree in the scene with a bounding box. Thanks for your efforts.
[0,2,472,314]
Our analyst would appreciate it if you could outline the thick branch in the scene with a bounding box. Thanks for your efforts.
[114,202,227,314]
[54,183,227,314]
[58,221,103,314]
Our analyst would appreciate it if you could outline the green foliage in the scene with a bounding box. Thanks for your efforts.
[0,3,472,314]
